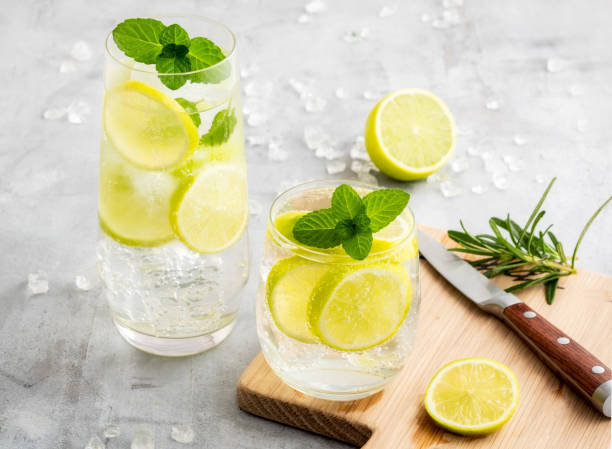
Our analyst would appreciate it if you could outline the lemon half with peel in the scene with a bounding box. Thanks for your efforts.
[365,89,456,181]
[424,358,519,435]
[308,263,412,351]
[104,80,199,170]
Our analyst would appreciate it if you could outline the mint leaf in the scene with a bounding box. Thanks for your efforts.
[342,230,373,260]
[175,98,201,127]
[160,24,191,47]
[353,213,371,232]
[112,18,165,64]
[362,189,411,232]
[188,37,229,84]
[200,108,237,146]
[332,184,364,220]
[334,219,355,241]
[156,54,190,90]
[293,209,341,249]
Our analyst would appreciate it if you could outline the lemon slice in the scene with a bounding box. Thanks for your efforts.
[171,164,248,253]
[266,257,330,343]
[103,80,199,170]
[424,358,520,435]
[365,89,456,181]
[309,263,412,351]
[98,137,176,246]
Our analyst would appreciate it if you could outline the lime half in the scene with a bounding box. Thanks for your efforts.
[424,357,520,435]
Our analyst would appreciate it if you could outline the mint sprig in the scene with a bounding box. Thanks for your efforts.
[112,18,227,90]
[292,184,410,260]
[200,107,237,146]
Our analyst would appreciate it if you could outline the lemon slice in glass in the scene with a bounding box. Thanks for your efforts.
[309,263,412,351]
[103,80,199,170]
[365,89,456,181]
[266,257,330,343]
[424,357,520,435]
[171,164,248,253]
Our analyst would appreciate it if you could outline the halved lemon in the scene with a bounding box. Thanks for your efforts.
[308,263,412,351]
[171,164,248,253]
[424,358,520,435]
[103,80,199,170]
[365,89,456,181]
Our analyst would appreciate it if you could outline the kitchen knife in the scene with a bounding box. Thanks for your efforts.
[417,229,611,418]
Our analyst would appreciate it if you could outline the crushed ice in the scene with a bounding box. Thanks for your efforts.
[28,271,49,295]
[131,428,154,449]
[305,0,327,14]
[103,425,120,439]
[326,160,346,175]
[71,41,92,62]
[85,435,105,449]
[171,424,195,444]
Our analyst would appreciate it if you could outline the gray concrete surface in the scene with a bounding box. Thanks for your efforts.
[1,0,611,448]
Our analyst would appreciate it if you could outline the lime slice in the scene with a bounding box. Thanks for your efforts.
[365,89,456,181]
[171,164,248,253]
[266,257,330,343]
[309,263,412,351]
[424,358,520,435]
[98,137,176,246]
[103,80,199,170]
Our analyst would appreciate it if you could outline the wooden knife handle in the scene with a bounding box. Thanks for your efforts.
[503,302,611,417]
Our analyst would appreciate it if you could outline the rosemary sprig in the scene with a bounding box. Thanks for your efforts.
[448,178,611,304]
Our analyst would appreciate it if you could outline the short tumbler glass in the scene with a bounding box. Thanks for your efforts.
[256,180,420,400]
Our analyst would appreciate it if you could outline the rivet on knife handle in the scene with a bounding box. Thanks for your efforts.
[502,302,611,417]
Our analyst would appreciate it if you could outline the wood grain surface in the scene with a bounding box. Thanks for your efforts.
[237,226,612,448]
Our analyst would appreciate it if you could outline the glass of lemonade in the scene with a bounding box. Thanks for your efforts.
[256,180,420,400]
[97,16,248,356]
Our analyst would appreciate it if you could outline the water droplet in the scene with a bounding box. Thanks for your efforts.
[485,99,500,110]
[420,13,432,23]
[471,184,487,194]
[247,135,266,146]
[249,199,264,216]
[492,173,509,190]
[467,146,481,156]
[513,135,527,146]
[576,119,588,133]
[28,271,49,295]
[43,107,67,120]
[268,138,289,161]
[103,425,120,439]
[75,275,92,291]
[85,436,105,449]
[71,40,92,61]
[535,174,546,183]
[67,100,91,124]
[546,57,568,73]
[305,0,327,14]
[363,90,381,100]
[247,112,268,127]
[171,424,195,444]
[304,94,326,112]
[335,87,347,99]
[450,156,469,173]
[440,180,461,198]
[59,60,77,73]
[326,160,346,174]
[297,14,312,23]
[379,6,397,17]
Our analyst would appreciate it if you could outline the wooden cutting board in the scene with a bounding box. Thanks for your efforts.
[237,226,611,448]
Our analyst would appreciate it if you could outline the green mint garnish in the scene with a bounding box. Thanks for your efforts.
[292,184,410,260]
[175,98,201,127]
[199,107,237,146]
[112,18,227,90]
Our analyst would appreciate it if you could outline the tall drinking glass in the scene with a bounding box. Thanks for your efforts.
[256,180,420,400]
[97,16,248,356]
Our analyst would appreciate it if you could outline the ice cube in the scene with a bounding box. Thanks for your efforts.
[43,107,67,120]
[85,436,105,449]
[297,14,312,23]
[492,173,509,190]
[546,58,568,73]
[247,135,266,146]
[440,180,461,198]
[362,90,381,100]
[75,275,92,291]
[239,64,259,79]
[467,146,481,156]
[420,13,432,23]
[450,157,468,173]
[288,78,308,96]
[131,428,154,449]
[103,425,120,439]
[303,126,328,150]
[480,151,492,161]
[244,81,272,97]
[485,99,500,110]
[471,184,487,195]
[305,0,327,14]
[67,100,91,124]
[441,8,461,25]
[304,94,326,112]
[326,160,346,174]
[443,0,464,7]
[335,87,347,99]
[431,19,450,29]
[379,6,397,17]
[247,112,268,127]
[357,172,378,186]
[171,425,195,444]
[315,142,343,160]
[249,199,263,216]
[28,271,49,295]
[535,174,546,184]
[349,137,369,160]
[71,40,92,62]
[513,135,526,146]
[503,155,523,172]
[268,139,289,161]
[59,61,77,73]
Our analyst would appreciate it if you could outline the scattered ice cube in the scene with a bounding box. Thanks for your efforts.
[480,151,492,161]
[471,184,487,195]
[75,275,92,291]
[576,119,588,133]
[362,90,381,100]
[546,58,568,73]
[103,425,120,439]
[357,172,378,185]
[349,136,369,160]
[485,99,500,110]
[43,107,67,120]
[247,112,268,127]
[297,14,312,23]
[28,271,49,295]
[131,428,154,449]
[67,100,91,124]
[71,40,92,62]
[85,435,105,449]
[247,135,266,146]
[268,139,289,161]
[466,146,480,156]
[492,173,509,190]
[305,0,327,14]
[303,126,328,150]
[379,6,397,17]
[440,180,461,198]
[535,174,546,184]
[450,157,468,173]
[420,13,432,23]
[513,135,527,146]
[240,64,259,79]
[568,85,585,96]
[335,87,347,99]
[315,142,343,160]
[59,60,77,73]
[171,425,195,444]
[441,8,461,25]
[503,155,523,172]
[249,199,263,216]
[427,172,444,184]
[443,0,464,7]
[304,94,327,112]
[244,80,273,97]
[326,160,346,174]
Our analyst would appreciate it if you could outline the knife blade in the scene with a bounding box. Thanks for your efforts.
[417,229,611,418]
